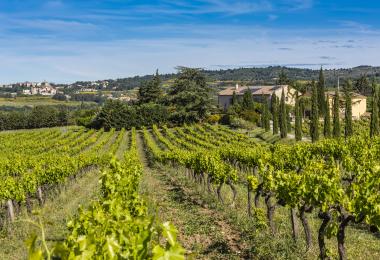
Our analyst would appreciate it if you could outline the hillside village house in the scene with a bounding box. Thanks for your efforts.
[218,84,296,111]
[23,82,57,96]
[325,91,367,119]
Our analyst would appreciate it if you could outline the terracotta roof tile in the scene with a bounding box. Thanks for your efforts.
[218,85,288,96]
[325,91,367,99]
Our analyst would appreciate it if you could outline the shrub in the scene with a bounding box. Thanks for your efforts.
[240,110,260,123]
[206,114,221,124]
[229,116,256,130]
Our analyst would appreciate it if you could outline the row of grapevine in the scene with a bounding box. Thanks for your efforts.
[29,128,185,259]
[0,128,119,223]
[147,124,380,260]
[216,136,380,259]
[144,127,239,204]
[108,128,126,155]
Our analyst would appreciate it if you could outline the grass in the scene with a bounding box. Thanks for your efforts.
[237,127,284,144]
[115,131,130,160]
[139,165,250,259]
[0,168,101,260]
[136,132,250,259]
[0,96,96,107]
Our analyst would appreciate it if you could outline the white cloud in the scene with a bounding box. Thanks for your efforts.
[11,19,96,32]
[0,0,378,83]
[0,33,379,83]
[286,0,314,10]
[131,0,273,16]
[44,0,64,9]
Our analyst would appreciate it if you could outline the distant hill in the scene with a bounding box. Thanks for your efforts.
[203,66,380,85]
[68,65,380,93]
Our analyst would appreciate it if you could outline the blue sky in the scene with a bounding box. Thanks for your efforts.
[0,0,379,83]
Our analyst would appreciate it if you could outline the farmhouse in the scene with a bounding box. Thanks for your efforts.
[218,84,296,111]
[326,91,367,119]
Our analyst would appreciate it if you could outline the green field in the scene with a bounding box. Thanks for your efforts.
[0,96,96,108]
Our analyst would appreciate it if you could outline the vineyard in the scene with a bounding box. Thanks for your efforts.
[0,127,183,259]
[1,125,380,259]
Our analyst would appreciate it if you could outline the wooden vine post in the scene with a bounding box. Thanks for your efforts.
[7,199,15,222]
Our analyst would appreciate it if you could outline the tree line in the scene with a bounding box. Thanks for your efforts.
[61,66,380,94]
[90,68,214,130]
[258,68,380,141]
[0,105,97,131]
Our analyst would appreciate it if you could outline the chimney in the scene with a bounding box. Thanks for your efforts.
[235,83,239,90]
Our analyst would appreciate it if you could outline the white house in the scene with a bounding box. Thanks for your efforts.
[325,91,367,119]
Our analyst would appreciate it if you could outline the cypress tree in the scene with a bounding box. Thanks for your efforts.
[344,80,353,138]
[317,67,326,117]
[261,102,265,129]
[264,97,271,131]
[261,93,265,128]
[270,93,276,114]
[323,96,331,138]
[242,88,254,109]
[279,88,287,138]
[231,91,238,106]
[272,94,279,135]
[299,97,305,118]
[377,81,380,122]
[310,81,319,142]
[370,83,380,137]
[287,107,291,133]
[295,92,302,141]
[333,90,341,138]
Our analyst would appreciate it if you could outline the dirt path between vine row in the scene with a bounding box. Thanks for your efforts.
[136,132,251,259]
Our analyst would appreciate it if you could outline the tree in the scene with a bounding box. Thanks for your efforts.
[260,93,269,130]
[272,94,279,135]
[286,106,291,133]
[279,88,287,138]
[310,81,319,142]
[317,67,326,117]
[295,92,302,141]
[57,106,70,126]
[91,100,128,130]
[261,103,266,128]
[333,90,341,138]
[270,93,276,114]
[323,96,331,138]
[168,67,213,123]
[370,83,380,137]
[278,68,290,85]
[138,70,163,104]
[52,93,67,101]
[344,80,353,138]
[263,97,271,131]
[293,81,307,94]
[231,91,239,106]
[241,88,254,110]
[91,100,169,130]
[29,106,60,129]
[354,75,370,95]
